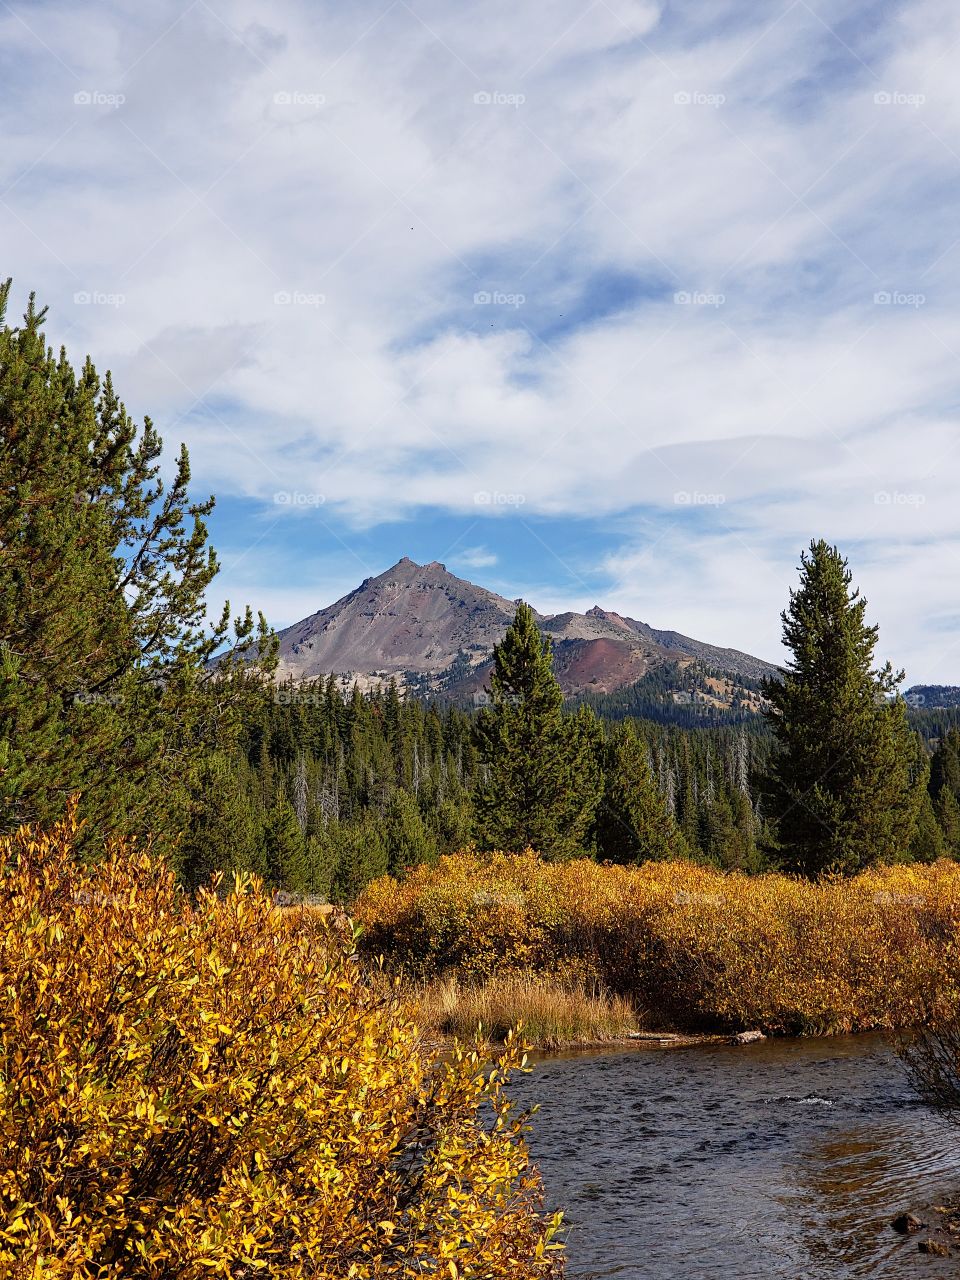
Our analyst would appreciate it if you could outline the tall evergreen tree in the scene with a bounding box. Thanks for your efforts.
[331,816,389,903]
[179,752,264,890]
[383,790,436,873]
[724,788,762,871]
[679,769,700,852]
[264,788,309,892]
[596,722,688,862]
[760,540,924,876]
[303,829,340,901]
[935,787,960,857]
[473,602,601,859]
[0,280,273,850]
[911,790,946,862]
[930,730,960,805]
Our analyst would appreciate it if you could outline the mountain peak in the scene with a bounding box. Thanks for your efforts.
[388,556,447,576]
[586,604,635,632]
[271,559,777,690]
[275,557,520,680]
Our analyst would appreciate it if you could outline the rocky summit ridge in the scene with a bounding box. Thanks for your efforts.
[272,557,777,701]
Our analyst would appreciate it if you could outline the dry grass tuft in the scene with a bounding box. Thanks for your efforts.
[415,973,637,1049]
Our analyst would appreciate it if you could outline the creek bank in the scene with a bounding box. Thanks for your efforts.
[892,1204,960,1258]
[424,1028,776,1053]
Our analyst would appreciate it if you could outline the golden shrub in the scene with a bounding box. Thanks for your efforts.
[355,852,960,1035]
[0,810,563,1278]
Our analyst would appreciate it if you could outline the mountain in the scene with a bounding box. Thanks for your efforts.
[275,557,520,681]
[904,685,960,709]
[271,557,777,706]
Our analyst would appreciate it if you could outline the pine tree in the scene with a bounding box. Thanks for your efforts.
[383,790,436,873]
[596,723,688,863]
[292,753,309,831]
[304,829,339,901]
[331,817,389,904]
[0,280,273,851]
[677,741,700,853]
[911,790,946,862]
[264,789,309,893]
[936,787,960,856]
[760,539,925,876]
[702,794,738,866]
[473,603,601,859]
[432,795,473,854]
[179,752,264,890]
[930,730,960,806]
[727,788,764,871]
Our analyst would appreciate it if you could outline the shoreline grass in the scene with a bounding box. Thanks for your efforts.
[412,973,638,1050]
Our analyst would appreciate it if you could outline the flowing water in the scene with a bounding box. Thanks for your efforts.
[509,1035,960,1279]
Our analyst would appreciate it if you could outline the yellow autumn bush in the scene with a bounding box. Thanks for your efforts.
[0,812,563,1279]
[355,851,960,1035]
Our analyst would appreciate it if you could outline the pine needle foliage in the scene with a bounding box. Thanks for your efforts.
[761,539,925,875]
[0,279,273,852]
[474,603,601,859]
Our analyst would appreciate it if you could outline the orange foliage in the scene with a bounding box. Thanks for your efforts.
[356,851,960,1034]
[0,813,563,1278]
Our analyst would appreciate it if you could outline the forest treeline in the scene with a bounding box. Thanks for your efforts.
[176,672,960,903]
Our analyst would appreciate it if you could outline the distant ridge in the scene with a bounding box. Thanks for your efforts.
[272,558,777,701]
[904,685,960,709]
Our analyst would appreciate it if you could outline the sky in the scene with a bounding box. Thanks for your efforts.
[2,0,960,680]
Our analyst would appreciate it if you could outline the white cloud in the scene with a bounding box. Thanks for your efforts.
[454,545,498,570]
[4,0,960,677]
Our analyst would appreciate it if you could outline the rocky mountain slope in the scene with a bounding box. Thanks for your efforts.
[272,558,777,703]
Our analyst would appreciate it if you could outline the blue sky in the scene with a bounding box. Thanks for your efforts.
[3,0,960,678]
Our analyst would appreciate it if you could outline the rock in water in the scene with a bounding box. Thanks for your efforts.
[891,1212,923,1234]
[731,1029,766,1045]
[918,1239,950,1256]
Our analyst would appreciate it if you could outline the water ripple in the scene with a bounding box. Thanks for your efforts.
[509,1035,960,1279]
